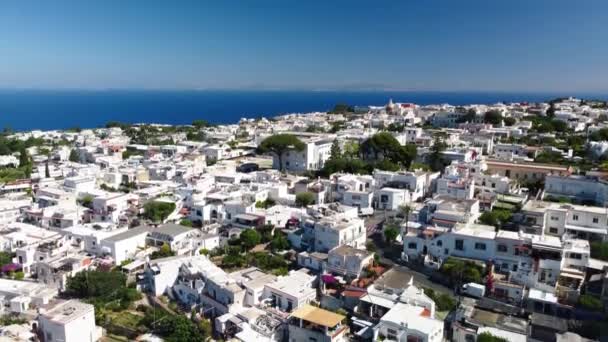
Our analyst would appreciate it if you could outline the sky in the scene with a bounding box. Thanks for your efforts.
[0,0,607,92]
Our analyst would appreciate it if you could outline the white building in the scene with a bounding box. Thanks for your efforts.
[375,188,409,211]
[372,302,443,342]
[270,134,334,172]
[288,304,348,342]
[38,300,102,342]
[263,269,316,313]
[326,245,373,279]
[313,216,366,252]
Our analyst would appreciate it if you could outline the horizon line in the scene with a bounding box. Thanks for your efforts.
[0,86,607,95]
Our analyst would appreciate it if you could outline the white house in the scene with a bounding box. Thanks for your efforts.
[326,245,374,278]
[38,300,102,342]
[263,269,316,313]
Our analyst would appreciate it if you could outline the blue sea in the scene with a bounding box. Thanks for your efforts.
[0,90,606,131]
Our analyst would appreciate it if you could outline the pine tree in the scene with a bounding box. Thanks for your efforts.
[329,140,342,161]
[18,147,32,177]
[69,149,80,163]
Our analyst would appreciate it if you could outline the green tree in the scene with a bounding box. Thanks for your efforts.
[270,233,290,252]
[192,119,211,128]
[329,139,342,161]
[69,149,80,162]
[546,103,556,118]
[180,219,193,227]
[329,103,354,114]
[156,314,205,342]
[150,243,175,259]
[18,147,32,176]
[399,204,413,234]
[503,117,517,126]
[360,132,417,168]
[240,229,262,250]
[343,141,360,158]
[143,201,176,222]
[383,226,399,244]
[483,110,503,125]
[257,134,306,172]
[0,252,14,267]
[591,241,608,261]
[477,332,509,342]
[479,209,512,229]
[295,192,315,207]
[80,195,94,208]
[429,136,447,171]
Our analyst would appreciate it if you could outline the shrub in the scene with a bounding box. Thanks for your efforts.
[579,294,603,312]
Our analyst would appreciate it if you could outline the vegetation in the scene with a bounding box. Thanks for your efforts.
[79,195,94,208]
[503,116,516,126]
[257,134,306,172]
[143,201,176,222]
[483,110,503,125]
[65,270,141,312]
[428,136,447,171]
[578,294,603,312]
[239,229,262,250]
[320,133,416,176]
[477,332,509,342]
[0,314,28,326]
[255,198,276,209]
[69,149,80,162]
[423,288,457,312]
[222,248,289,275]
[150,243,176,260]
[295,192,315,207]
[328,103,354,114]
[440,257,484,286]
[0,252,14,268]
[383,226,399,244]
[192,119,212,128]
[360,132,417,169]
[591,241,608,261]
[270,233,290,252]
[179,219,193,227]
[478,209,512,229]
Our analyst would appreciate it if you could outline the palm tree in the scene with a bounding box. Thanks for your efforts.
[398,204,412,235]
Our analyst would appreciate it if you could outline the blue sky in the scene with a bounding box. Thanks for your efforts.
[0,0,607,92]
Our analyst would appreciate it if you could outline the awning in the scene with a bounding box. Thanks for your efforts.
[564,224,606,235]
[359,294,395,309]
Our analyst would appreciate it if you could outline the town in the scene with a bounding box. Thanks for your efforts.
[1,97,608,342]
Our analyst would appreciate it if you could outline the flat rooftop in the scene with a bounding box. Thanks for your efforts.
[42,300,94,324]
[290,304,344,328]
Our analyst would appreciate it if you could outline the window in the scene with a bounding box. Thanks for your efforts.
[549,227,558,234]
[497,244,507,252]
[573,214,579,221]
[455,240,464,251]
[474,242,486,250]
[569,253,582,260]
[551,216,559,221]
[593,217,599,224]
[408,242,417,249]
[380,195,389,203]
[437,240,443,247]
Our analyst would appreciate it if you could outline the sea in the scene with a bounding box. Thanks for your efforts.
[0,89,606,131]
